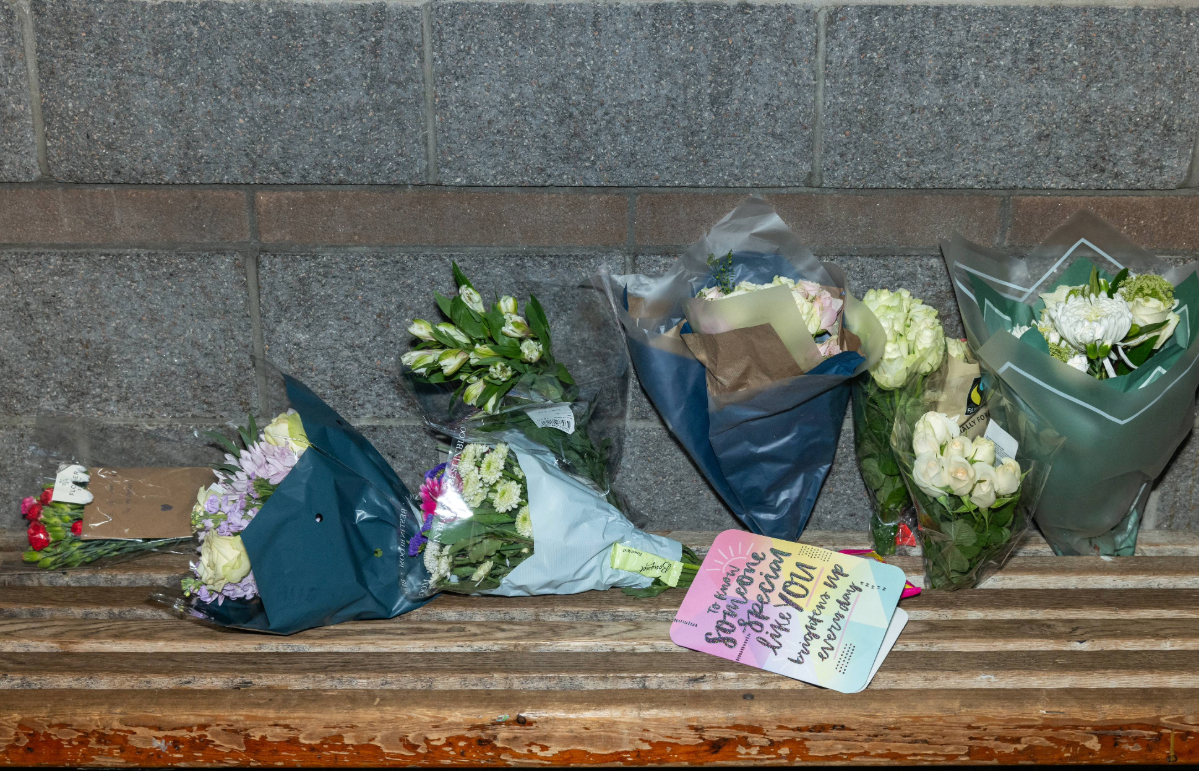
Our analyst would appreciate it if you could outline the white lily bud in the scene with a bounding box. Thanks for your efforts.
[438,349,469,376]
[408,319,436,342]
[436,323,472,347]
[498,296,518,315]
[460,286,485,314]
[502,313,532,338]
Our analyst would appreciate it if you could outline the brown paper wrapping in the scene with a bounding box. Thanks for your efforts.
[682,324,804,395]
[935,356,987,438]
[81,467,214,540]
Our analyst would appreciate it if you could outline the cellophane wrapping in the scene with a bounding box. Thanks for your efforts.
[603,196,884,540]
[943,211,1199,555]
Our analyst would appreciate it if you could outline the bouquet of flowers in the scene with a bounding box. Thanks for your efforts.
[891,371,1053,591]
[161,362,428,634]
[405,437,699,599]
[602,196,884,539]
[943,211,1199,555]
[18,477,188,570]
[851,288,949,555]
[401,263,628,508]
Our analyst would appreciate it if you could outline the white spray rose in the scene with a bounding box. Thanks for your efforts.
[520,339,543,363]
[1040,285,1074,312]
[944,434,975,461]
[401,349,441,375]
[994,458,1021,496]
[407,319,436,341]
[1066,353,1089,373]
[912,451,951,498]
[262,409,310,455]
[911,422,944,456]
[197,534,252,591]
[971,437,996,466]
[941,455,976,496]
[913,411,960,450]
[946,338,970,362]
[436,322,472,347]
[970,463,998,509]
[459,286,485,314]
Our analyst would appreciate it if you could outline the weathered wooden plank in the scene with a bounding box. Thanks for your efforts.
[2,616,1198,655]
[2,689,1196,765]
[3,650,1199,690]
[4,586,1199,624]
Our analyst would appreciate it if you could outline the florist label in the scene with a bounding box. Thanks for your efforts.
[671,530,907,693]
[524,404,575,435]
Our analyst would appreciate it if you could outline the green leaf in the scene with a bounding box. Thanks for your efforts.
[450,296,488,339]
[1110,268,1129,296]
[451,261,475,290]
[860,457,885,491]
[467,537,504,562]
[1089,266,1102,298]
[556,363,575,385]
[876,452,900,477]
[429,327,460,349]
[204,430,241,457]
[947,548,970,573]
[526,295,552,350]
[434,291,453,319]
[942,518,978,549]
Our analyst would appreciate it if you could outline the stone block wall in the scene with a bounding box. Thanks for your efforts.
[3,0,1199,533]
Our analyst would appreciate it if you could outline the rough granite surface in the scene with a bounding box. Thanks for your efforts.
[0,2,37,181]
[32,0,426,183]
[258,252,625,420]
[434,1,815,186]
[823,6,1199,189]
[0,251,255,417]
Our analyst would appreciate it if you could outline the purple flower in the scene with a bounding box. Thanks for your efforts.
[204,495,220,514]
[407,532,428,556]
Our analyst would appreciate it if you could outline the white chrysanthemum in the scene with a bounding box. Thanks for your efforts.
[461,473,488,508]
[511,463,524,480]
[479,450,506,485]
[490,479,523,513]
[515,505,533,539]
[470,560,493,582]
[1009,324,1031,339]
[460,443,488,466]
[491,443,509,464]
[422,541,441,574]
[1049,295,1133,351]
[436,553,452,582]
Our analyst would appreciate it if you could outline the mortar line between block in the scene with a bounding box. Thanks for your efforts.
[997,196,1012,246]
[246,188,261,245]
[243,250,271,416]
[422,2,439,185]
[1184,120,1199,189]
[15,0,49,178]
[806,7,828,189]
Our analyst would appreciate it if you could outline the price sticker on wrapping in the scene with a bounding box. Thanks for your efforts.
[984,421,1019,462]
[524,404,575,435]
[611,543,684,586]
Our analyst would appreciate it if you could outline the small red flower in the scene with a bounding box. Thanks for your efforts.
[39,489,53,505]
[71,520,83,536]
[27,521,50,551]
[24,502,43,521]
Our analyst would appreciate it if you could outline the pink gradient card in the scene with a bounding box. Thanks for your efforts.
[670,530,908,693]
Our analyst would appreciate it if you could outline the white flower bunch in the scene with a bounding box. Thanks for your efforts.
[862,288,946,390]
[697,274,844,339]
[910,411,1021,509]
[1018,269,1181,379]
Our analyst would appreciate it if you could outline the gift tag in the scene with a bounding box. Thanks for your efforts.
[524,404,575,435]
[52,464,93,504]
[670,530,907,694]
[611,543,684,587]
[984,421,1019,462]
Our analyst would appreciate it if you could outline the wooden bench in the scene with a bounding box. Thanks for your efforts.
[2,530,1197,766]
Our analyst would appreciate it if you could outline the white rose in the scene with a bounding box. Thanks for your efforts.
[792,293,823,336]
[1155,312,1181,349]
[911,320,945,375]
[946,338,971,362]
[912,451,950,498]
[262,410,310,455]
[970,463,998,509]
[871,341,913,389]
[459,286,485,314]
[994,458,1021,496]
[941,455,976,496]
[914,411,960,450]
[944,435,975,461]
[912,423,943,456]
[1066,353,1088,372]
[197,533,251,591]
[1040,285,1074,312]
[971,437,996,466]
[1126,295,1173,326]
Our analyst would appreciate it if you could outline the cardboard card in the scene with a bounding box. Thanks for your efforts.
[855,607,908,693]
[670,530,907,693]
[81,467,214,540]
